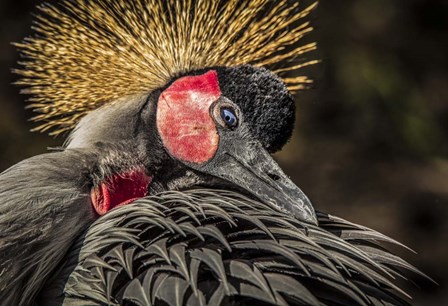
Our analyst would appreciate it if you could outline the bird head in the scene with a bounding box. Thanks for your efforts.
[14,0,319,224]
[65,65,317,224]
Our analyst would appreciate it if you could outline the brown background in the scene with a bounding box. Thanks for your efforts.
[0,1,447,304]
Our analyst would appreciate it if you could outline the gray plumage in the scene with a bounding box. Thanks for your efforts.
[0,150,94,305]
[0,143,148,305]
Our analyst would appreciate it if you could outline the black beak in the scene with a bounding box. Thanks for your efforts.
[196,129,318,225]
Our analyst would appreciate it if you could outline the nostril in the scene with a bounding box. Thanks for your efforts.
[267,172,281,182]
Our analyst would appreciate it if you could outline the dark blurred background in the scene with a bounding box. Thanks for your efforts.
[0,0,447,304]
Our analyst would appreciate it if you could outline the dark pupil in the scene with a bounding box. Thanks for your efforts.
[221,108,237,127]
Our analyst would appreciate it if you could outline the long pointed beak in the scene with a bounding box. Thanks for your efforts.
[202,138,318,225]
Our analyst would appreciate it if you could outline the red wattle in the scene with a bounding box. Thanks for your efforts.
[91,170,152,216]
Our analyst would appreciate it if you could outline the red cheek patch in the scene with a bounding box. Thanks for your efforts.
[157,70,221,164]
[91,170,152,216]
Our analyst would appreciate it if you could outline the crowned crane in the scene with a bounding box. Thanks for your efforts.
[0,1,428,305]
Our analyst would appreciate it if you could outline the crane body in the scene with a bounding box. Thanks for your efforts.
[0,0,429,305]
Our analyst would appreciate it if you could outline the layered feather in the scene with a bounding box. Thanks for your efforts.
[43,189,427,306]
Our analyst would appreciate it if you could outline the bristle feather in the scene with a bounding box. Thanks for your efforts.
[15,0,317,135]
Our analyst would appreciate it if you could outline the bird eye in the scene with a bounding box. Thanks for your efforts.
[220,107,238,128]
